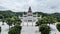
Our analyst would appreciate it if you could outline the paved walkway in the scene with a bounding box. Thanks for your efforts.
[0,22,60,34]
[21,22,40,34]
[50,24,60,34]
[0,22,9,34]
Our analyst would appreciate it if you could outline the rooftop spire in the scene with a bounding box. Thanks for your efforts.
[28,6,32,12]
[29,7,31,10]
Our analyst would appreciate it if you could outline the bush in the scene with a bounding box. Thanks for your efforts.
[8,24,22,34]
[39,24,50,34]
[36,22,40,26]
[0,26,1,33]
[56,23,60,32]
[14,24,22,31]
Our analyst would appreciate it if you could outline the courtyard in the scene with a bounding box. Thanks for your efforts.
[0,21,60,34]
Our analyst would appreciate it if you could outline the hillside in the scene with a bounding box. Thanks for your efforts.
[0,10,60,22]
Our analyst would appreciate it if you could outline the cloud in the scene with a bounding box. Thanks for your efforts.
[0,0,60,13]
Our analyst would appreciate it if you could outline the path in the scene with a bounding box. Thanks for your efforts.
[21,22,40,34]
[0,22,9,34]
[50,24,60,34]
[0,21,60,34]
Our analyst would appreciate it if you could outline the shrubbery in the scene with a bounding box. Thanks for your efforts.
[56,23,60,32]
[36,16,57,26]
[8,24,22,34]
[39,24,50,34]
[0,26,1,33]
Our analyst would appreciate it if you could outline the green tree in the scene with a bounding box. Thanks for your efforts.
[8,24,22,34]
[56,23,60,32]
[1,16,5,25]
[36,16,57,26]
[6,18,13,30]
[47,16,57,25]
[36,16,48,26]
[11,16,22,25]
[0,26,1,33]
[39,24,50,34]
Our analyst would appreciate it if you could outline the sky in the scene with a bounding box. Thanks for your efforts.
[0,0,60,13]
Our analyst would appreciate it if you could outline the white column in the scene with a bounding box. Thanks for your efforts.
[23,14,24,26]
[23,20,24,26]
[32,18,33,26]
[27,19,28,26]
[40,15,42,19]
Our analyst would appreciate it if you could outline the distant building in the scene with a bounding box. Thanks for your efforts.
[19,7,41,22]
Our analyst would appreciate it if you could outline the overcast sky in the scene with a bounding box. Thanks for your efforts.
[0,0,60,13]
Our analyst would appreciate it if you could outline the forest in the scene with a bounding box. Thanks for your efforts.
[0,10,60,22]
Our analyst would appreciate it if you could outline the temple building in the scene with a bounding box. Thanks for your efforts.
[20,7,41,22]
